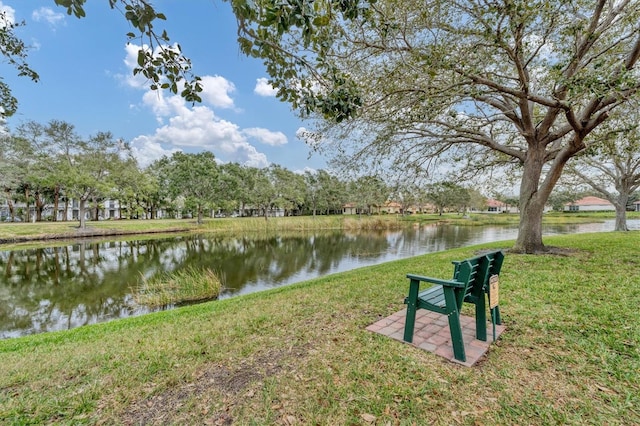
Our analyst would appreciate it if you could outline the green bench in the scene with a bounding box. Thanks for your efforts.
[403,250,504,362]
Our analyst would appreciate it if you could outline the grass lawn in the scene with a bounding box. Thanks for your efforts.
[1,232,639,424]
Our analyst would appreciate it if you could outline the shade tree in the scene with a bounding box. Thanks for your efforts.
[389,179,423,216]
[232,0,640,253]
[0,134,24,220]
[250,166,279,219]
[271,165,306,216]
[426,182,471,216]
[304,169,347,216]
[60,131,126,228]
[43,120,84,220]
[217,163,250,215]
[566,104,640,231]
[15,120,67,222]
[348,176,390,216]
[163,151,220,224]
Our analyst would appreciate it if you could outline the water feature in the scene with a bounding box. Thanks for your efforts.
[1,219,637,338]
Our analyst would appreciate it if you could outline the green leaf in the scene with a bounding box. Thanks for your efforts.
[137,50,146,67]
[313,16,330,26]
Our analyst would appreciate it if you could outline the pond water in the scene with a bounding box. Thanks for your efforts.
[1,219,637,338]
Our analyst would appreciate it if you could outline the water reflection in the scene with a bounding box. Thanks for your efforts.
[0,220,635,338]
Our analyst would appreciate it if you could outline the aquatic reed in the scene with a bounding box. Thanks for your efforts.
[133,266,222,307]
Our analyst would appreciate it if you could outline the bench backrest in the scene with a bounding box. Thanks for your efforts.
[453,250,504,303]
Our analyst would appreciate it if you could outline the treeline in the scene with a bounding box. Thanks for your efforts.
[0,120,489,227]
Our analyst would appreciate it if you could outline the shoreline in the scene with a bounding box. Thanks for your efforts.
[0,226,191,245]
[1,212,629,248]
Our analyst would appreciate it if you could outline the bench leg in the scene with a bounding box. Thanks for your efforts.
[443,287,466,362]
[475,295,487,342]
[403,279,420,343]
[447,312,466,362]
[492,306,502,325]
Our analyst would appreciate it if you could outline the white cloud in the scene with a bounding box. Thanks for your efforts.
[121,45,236,110]
[295,127,308,138]
[200,76,235,108]
[122,44,272,168]
[121,45,237,111]
[130,138,181,168]
[254,77,277,97]
[243,128,288,146]
[32,7,65,28]
[141,89,187,121]
[131,101,269,168]
[0,2,16,28]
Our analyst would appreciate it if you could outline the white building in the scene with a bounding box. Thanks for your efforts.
[564,196,615,212]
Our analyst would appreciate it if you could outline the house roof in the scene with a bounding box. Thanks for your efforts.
[565,196,613,206]
[486,198,506,208]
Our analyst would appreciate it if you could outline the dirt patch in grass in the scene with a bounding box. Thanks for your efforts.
[116,345,309,425]
[540,246,582,256]
[503,246,582,256]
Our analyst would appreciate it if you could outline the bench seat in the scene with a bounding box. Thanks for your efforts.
[419,286,446,308]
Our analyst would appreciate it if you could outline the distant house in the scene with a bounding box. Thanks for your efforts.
[634,200,640,212]
[564,196,615,212]
[485,198,507,213]
[484,198,522,213]
[404,203,436,214]
[380,201,402,214]
[342,203,359,215]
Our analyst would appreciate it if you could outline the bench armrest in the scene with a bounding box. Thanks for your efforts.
[406,273,466,288]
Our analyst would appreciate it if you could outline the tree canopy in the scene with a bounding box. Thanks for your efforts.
[231,0,640,252]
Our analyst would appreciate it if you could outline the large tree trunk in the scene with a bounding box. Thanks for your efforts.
[197,205,203,224]
[7,200,14,220]
[515,196,546,253]
[53,184,60,222]
[3,188,14,220]
[514,140,580,253]
[24,185,30,223]
[35,192,44,222]
[92,197,99,221]
[613,194,629,231]
[78,198,87,229]
[514,146,552,253]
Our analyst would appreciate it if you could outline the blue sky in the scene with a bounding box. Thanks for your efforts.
[0,0,325,171]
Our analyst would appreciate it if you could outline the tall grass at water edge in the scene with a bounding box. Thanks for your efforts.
[132,266,223,308]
